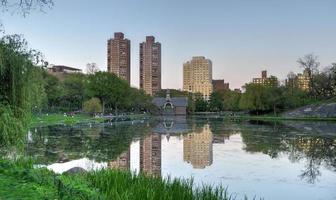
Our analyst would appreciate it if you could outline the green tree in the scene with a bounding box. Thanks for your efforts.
[0,34,44,145]
[209,91,223,111]
[62,73,87,111]
[86,72,151,114]
[195,97,208,112]
[83,98,102,115]
[29,67,47,114]
[239,84,268,115]
[222,90,241,111]
[43,72,63,111]
[265,87,284,115]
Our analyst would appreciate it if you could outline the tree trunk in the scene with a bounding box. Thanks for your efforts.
[273,105,276,116]
[102,99,105,115]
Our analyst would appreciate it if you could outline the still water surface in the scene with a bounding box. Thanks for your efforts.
[27,117,336,200]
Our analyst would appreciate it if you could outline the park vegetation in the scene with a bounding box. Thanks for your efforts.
[0,34,153,146]
[0,158,234,200]
[191,55,336,115]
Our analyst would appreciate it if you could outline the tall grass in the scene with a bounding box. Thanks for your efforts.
[0,158,237,200]
[86,169,233,200]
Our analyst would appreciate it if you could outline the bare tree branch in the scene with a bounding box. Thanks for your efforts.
[0,0,53,16]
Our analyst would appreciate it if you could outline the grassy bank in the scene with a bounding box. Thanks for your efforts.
[192,113,336,122]
[0,158,233,200]
[30,113,149,127]
[228,115,336,122]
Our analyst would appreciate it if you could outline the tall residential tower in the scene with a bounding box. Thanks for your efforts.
[140,36,161,96]
[107,32,131,84]
[183,56,213,100]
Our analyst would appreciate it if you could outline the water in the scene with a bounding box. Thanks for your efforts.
[26,117,336,200]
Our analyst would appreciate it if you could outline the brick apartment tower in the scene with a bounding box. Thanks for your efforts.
[107,32,131,84]
[139,36,161,96]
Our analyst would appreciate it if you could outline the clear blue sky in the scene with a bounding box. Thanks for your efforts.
[2,0,336,89]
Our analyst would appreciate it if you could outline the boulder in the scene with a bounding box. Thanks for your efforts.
[282,103,336,118]
[64,167,86,175]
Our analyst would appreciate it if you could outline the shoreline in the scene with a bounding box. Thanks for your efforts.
[30,113,150,127]
[0,158,233,200]
[30,113,336,127]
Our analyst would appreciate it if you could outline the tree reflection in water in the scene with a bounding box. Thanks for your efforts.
[25,118,336,184]
[237,120,336,184]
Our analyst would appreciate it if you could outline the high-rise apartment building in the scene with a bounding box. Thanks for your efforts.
[140,36,161,96]
[285,68,310,91]
[252,70,278,87]
[183,56,213,100]
[107,32,131,84]
[297,68,310,91]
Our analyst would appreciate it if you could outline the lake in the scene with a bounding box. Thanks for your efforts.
[26,117,336,200]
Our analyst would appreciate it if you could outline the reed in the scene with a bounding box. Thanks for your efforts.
[0,158,236,200]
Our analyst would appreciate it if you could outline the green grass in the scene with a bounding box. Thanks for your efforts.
[0,158,235,200]
[30,113,149,127]
[30,113,104,127]
[227,115,336,122]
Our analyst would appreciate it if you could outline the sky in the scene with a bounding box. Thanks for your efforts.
[1,0,336,89]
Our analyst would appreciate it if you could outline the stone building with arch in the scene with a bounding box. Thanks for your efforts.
[152,90,188,115]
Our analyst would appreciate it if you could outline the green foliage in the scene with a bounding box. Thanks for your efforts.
[0,104,25,146]
[29,67,47,113]
[83,98,103,115]
[209,91,224,111]
[0,34,43,146]
[0,158,234,200]
[222,90,241,111]
[239,84,268,114]
[86,72,153,114]
[61,73,87,111]
[86,169,231,200]
[0,34,40,118]
[195,97,208,112]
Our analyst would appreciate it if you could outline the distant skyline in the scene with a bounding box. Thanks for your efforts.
[1,0,336,89]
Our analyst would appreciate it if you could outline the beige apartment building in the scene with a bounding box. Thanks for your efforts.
[107,32,131,84]
[140,36,161,96]
[285,68,311,91]
[297,68,310,91]
[183,56,213,100]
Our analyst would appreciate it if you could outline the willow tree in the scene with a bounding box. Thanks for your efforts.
[0,34,45,145]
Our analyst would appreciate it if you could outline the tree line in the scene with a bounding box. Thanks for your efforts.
[175,54,335,115]
[0,34,153,145]
[206,54,335,115]
[36,69,154,115]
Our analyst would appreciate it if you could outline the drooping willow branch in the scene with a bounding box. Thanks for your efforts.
[0,0,54,16]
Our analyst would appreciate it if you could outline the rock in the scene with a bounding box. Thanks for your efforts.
[58,154,69,163]
[64,167,86,175]
[282,103,336,118]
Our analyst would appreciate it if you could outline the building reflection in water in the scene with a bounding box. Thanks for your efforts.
[183,124,213,169]
[108,147,131,170]
[140,133,162,176]
[108,118,234,173]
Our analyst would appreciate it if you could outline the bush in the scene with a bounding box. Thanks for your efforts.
[83,98,103,115]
